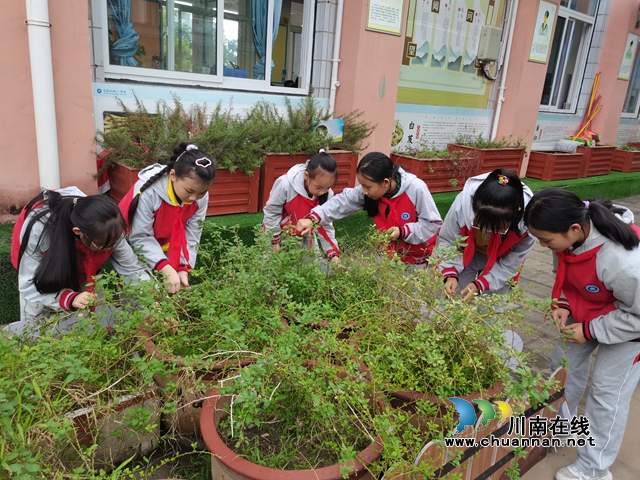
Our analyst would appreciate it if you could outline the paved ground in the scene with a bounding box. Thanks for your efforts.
[521,194,640,480]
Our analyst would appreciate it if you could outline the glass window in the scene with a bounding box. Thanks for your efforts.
[623,49,640,116]
[540,7,593,111]
[104,0,311,88]
[560,0,598,17]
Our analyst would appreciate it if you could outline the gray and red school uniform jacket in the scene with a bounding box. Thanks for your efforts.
[307,167,442,264]
[119,164,208,273]
[552,208,640,344]
[262,162,340,259]
[13,187,149,319]
[437,172,535,293]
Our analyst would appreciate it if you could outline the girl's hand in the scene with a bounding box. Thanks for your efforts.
[178,270,190,289]
[552,308,571,332]
[72,292,94,310]
[461,283,479,302]
[561,323,586,344]
[330,256,341,264]
[296,219,314,235]
[388,227,401,241]
[272,243,281,253]
[160,265,181,294]
[444,278,458,298]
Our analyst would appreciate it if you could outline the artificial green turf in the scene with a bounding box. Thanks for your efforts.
[2,171,640,324]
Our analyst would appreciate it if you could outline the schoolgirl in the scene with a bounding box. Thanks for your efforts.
[296,152,442,264]
[10,187,149,332]
[120,143,216,294]
[437,169,535,300]
[262,149,340,260]
[525,188,640,480]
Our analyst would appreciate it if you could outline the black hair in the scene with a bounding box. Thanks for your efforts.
[128,142,216,226]
[18,191,126,293]
[524,188,639,250]
[307,150,338,205]
[472,169,525,235]
[544,10,549,17]
[356,152,399,218]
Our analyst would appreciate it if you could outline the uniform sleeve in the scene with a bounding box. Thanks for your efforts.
[308,186,365,225]
[400,183,442,245]
[314,190,340,258]
[435,193,466,278]
[473,233,536,294]
[18,220,78,312]
[128,192,168,271]
[586,245,640,344]
[262,176,289,244]
[110,235,152,283]
[179,196,208,271]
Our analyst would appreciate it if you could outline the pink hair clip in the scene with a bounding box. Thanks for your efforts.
[497,175,509,186]
[195,157,212,168]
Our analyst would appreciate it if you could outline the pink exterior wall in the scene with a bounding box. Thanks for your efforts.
[334,1,407,156]
[591,0,640,142]
[0,1,96,213]
[495,0,555,175]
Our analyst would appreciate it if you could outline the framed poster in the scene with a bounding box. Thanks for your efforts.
[619,33,639,80]
[529,0,557,63]
[366,0,404,36]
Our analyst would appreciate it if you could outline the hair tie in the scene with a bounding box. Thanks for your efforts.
[319,148,326,153]
[583,200,590,210]
[186,144,198,151]
[73,198,78,206]
[195,157,212,168]
[497,175,509,186]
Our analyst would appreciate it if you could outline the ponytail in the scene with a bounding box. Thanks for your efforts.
[128,142,216,226]
[524,188,639,250]
[307,148,338,206]
[356,152,398,218]
[19,191,126,293]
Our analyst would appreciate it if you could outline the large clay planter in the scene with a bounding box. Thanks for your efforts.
[447,144,526,177]
[576,145,615,178]
[258,151,358,210]
[200,362,384,480]
[107,163,260,216]
[391,154,475,193]
[612,149,640,172]
[525,151,584,181]
[62,390,161,467]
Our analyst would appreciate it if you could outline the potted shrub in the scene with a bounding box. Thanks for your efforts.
[612,145,640,173]
[255,100,375,210]
[0,312,161,478]
[576,144,616,178]
[447,134,527,177]
[96,97,263,216]
[526,150,585,181]
[391,145,476,192]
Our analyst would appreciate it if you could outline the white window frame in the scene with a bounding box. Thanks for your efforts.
[621,47,640,119]
[94,0,315,94]
[539,7,595,114]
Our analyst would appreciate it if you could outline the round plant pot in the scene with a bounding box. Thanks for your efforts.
[200,361,384,480]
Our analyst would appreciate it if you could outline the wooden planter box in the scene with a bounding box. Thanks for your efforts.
[576,145,615,178]
[612,149,640,172]
[390,153,475,192]
[526,151,584,181]
[447,144,526,176]
[627,142,640,150]
[258,151,358,210]
[107,163,260,216]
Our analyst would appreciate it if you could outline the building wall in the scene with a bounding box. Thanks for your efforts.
[0,1,97,213]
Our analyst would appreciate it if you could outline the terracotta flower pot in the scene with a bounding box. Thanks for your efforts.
[62,389,161,468]
[200,361,385,480]
[446,144,525,177]
[526,151,584,181]
[391,153,476,193]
